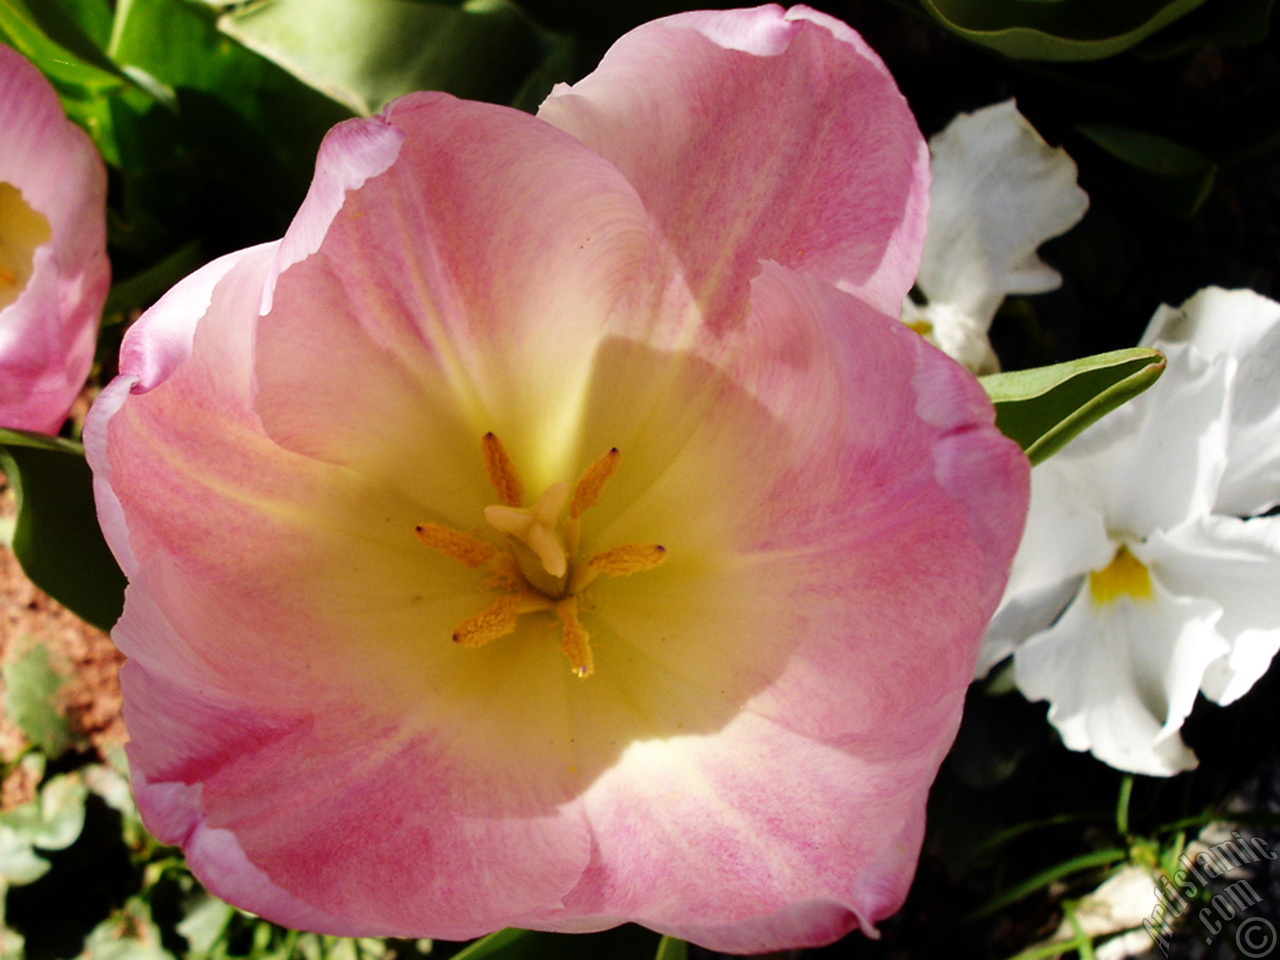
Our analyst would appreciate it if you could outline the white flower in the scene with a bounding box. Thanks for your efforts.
[980,288,1280,776]
[902,99,1088,374]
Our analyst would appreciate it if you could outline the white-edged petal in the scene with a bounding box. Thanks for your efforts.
[1048,342,1231,537]
[1146,514,1280,705]
[905,100,1087,372]
[1014,576,1225,776]
[978,462,1112,676]
[1144,287,1280,516]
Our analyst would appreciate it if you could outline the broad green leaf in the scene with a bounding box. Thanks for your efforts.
[1075,124,1217,218]
[0,0,123,89]
[217,0,572,116]
[654,936,687,960]
[0,428,126,632]
[107,0,353,256]
[981,348,1165,464]
[918,0,1211,60]
[2,642,74,756]
[9,0,117,74]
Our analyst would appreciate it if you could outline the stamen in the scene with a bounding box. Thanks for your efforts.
[588,543,667,577]
[570,448,620,519]
[555,596,593,678]
[452,591,550,647]
[481,432,524,507]
[905,319,933,336]
[415,523,496,567]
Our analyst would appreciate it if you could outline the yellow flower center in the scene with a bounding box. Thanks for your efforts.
[1088,544,1153,606]
[0,182,52,310]
[414,433,666,678]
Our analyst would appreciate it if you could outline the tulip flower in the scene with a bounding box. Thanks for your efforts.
[0,44,109,434]
[86,6,1029,952]
[901,101,1088,375]
[981,288,1280,776]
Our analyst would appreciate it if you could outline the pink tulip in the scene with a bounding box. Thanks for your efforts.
[0,44,109,434]
[86,6,1028,953]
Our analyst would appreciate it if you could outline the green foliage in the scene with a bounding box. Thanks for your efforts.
[216,0,574,116]
[2,642,75,757]
[982,348,1166,464]
[0,430,126,632]
[0,764,89,887]
[1075,125,1217,218]
[452,927,664,960]
[915,0,1212,60]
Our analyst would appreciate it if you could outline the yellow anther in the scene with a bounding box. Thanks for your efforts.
[588,543,667,577]
[452,591,550,647]
[481,432,524,507]
[414,523,496,568]
[555,596,593,678]
[1089,544,1153,607]
[570,448,620,519]
[906,318,933,336]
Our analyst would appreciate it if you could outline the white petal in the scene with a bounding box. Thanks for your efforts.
[913,100,1088,333]
[977,462,1112,676]
[1013,576,1226,776]
[1145,514,1280,705]
[1144,287,1280,516]
[1048,342,1231,537]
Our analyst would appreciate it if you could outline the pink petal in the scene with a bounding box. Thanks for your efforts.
[0,45,109,433]
[252,92,689,509]
[538,4,928,321]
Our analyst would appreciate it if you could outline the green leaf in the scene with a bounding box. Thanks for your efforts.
[106,0,353,256]
[453,927,661,960]
[0,0,158,165]
[917,0,1211,60]
[981,348,1166,465]
[217,0,573,116]
[654,937,687,960]
[0,769,90,886]
[2,642,74,756]
[1075,124,1217,218]
[0,429,126,632]
[82,897,176,960]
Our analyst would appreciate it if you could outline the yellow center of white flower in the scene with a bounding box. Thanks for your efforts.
[1088,544,1153,606]
[414,433,666,678]
[0,182,52,310]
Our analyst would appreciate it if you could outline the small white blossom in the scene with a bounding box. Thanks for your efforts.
[903,99,1088,373]
[981,288,1280,776]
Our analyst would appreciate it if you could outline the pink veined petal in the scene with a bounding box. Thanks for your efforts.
[92,243,599,937]
[538,703,960,953]
[0,45,108,433]
[538,4,929,322]
[252,92,692,511]
[513,264,1026,949]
